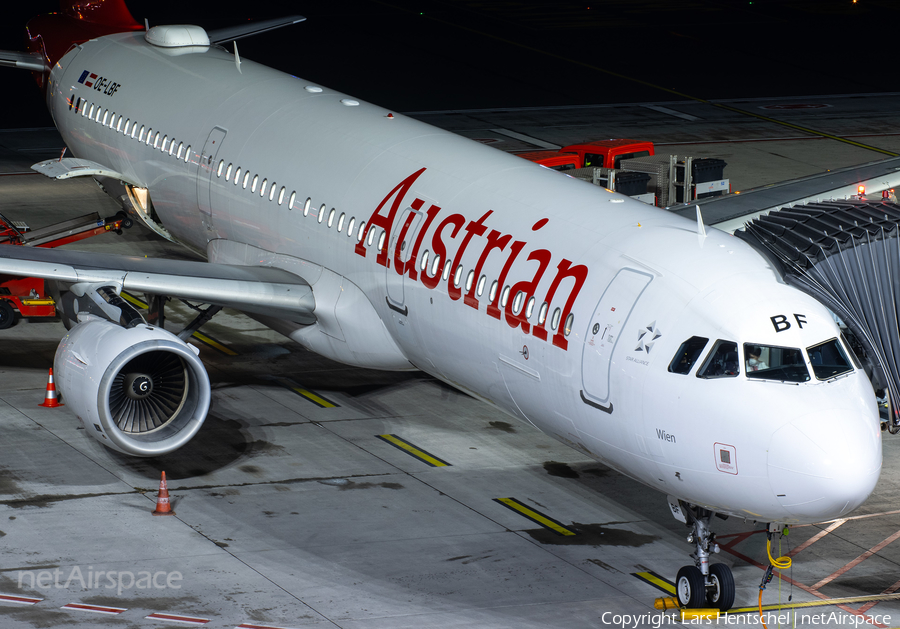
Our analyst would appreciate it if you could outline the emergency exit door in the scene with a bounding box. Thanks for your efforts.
[581,268,653,408]
[385,207,422,313]
[197,126,226,230]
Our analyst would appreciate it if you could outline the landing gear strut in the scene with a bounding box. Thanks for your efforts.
[669,498,735,611]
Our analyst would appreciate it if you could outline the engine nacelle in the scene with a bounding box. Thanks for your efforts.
[54,317,210,457]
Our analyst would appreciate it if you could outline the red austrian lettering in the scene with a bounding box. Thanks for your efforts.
[464,229,512,309]
[448,211,492,301]
[355,168,426,267]
[539,259,588,350]
[404,203,441,281]
[422,213,465,289]
[392,210,419,275]
[504,249,552,334]
[486,240,525,320]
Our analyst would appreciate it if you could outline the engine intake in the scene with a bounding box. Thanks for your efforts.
[54,317,210,456]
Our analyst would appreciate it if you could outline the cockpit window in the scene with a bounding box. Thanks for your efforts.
[669,336,709,375]
[697,340,739,378]
[744,344,810,382]
[807,338,853,380]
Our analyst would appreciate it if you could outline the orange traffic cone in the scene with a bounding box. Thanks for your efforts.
[152,471,175,516]
[38,368,63,408]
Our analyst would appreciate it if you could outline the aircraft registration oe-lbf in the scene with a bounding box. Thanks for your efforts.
[0,0,883,611]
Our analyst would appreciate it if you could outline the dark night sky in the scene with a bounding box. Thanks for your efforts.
[2,1,898,129]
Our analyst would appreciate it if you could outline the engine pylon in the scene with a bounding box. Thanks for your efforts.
[38,368,63,408]
[152,471,175,516]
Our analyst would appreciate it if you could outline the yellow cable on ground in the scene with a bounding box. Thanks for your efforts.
[768,537,792,570]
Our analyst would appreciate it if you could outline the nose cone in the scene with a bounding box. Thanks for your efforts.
[768,410,881,522]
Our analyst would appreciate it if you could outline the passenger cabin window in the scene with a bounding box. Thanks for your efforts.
[564,313,575,337]
[697,340,739,378]
[744,344,810,382]
[668,336,709,375]
[806,339,853,380]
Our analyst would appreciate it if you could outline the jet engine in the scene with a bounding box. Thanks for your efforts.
[54,316,210,457]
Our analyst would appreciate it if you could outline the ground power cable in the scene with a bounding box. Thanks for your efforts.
[759,529,793,629]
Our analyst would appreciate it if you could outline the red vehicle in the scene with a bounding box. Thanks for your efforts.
[516,151,581,171]
[0,276,56,329]
[0,211,130,329]
[518,139,655,171]
[558,139,655,170]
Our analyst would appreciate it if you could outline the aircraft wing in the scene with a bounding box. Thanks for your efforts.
[678,155,900,232]
[0,246,316,324]
[207,16,306,44]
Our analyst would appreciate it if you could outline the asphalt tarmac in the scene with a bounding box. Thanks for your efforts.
[3,88,900,626]
[4,1,900,626]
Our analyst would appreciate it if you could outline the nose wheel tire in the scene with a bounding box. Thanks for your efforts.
[707,563,735,610]
[676,565,706,608]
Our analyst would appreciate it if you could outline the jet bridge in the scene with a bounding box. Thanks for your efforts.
[736,199,900,431]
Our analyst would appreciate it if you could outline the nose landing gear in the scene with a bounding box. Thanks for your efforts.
[669,498,735,611]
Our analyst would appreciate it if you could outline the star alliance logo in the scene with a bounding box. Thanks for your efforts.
[635,321,661,353]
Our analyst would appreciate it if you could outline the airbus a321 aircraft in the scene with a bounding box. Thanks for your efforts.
[0,0,883,611]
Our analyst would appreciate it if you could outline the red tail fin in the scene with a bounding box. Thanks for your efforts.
[59,0,141,29]
[26,0,143,89]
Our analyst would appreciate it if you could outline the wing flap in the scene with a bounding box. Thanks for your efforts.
[0,246,316,324]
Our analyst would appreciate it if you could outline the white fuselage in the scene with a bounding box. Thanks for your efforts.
[45,32,882,524]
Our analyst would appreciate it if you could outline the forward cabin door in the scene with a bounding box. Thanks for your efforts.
[580,268,653,412]
[197,126,227,232]
[385,207,423,314]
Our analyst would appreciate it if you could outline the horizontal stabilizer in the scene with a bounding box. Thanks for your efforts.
[32,157,142,186]
[207,15,306,44]
[0,50,49,73]
[0,246,316,325]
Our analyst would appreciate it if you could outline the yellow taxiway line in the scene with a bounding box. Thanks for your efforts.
[190,331,238,356]
[633,571,676,595]
[288,386,338,408]
[633,572,900,614]
[494,497,576,536]
[376,434,450,467]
